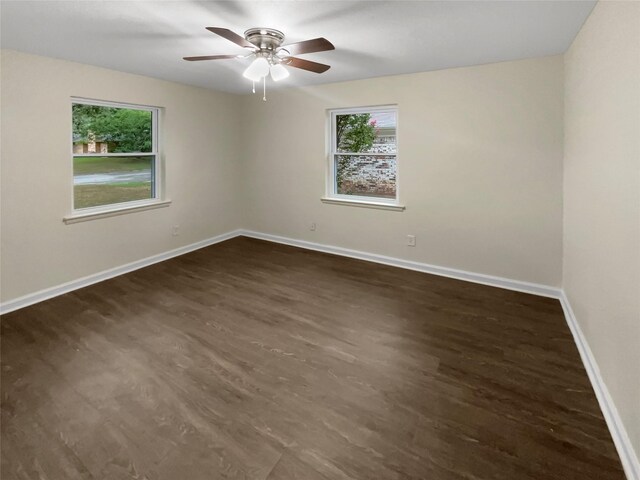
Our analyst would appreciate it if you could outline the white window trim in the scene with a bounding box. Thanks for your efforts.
[325,104,404,211]
[320,196,405,211]
[66,97,168,222]
[63,199,172,224]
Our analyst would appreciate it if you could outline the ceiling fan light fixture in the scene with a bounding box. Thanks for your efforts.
[243,56,270,81]
[270,63,289,82]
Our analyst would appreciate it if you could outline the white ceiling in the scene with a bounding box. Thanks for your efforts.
[1,1,595,95]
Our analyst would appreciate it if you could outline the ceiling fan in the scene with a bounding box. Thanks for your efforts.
[183,27,335,99]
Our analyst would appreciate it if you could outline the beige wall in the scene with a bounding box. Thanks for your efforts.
[240,55,564,286]
[564,0,640,463]
[0,50,242,302]
[0,52,565,302]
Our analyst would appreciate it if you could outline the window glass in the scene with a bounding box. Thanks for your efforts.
[72,101,158,210]
[330,108,397,202]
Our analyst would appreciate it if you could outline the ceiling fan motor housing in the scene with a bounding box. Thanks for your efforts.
[244,28,285,51]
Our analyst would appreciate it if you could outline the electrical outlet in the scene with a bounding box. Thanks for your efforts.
[407,235,416,247]
[172,225,180,236]
[310,222,317,231]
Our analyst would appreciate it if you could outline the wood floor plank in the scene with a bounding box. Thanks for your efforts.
[1,237,625,479]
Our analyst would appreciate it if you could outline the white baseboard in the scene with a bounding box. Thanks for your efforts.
[0,229,243,315]
[559,292,639,480]
[239,230,562,298]
[1,228,635,479]
[0,228,560,315]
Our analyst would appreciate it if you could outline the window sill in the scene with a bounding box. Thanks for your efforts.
[320,197,405,212]
[63,199,172,224]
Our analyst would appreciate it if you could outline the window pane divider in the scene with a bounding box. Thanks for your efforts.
[332,152,397,156]
[72,152,157,158]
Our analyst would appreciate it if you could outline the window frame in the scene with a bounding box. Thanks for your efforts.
[325,105,402,209]
[67,97,165,221]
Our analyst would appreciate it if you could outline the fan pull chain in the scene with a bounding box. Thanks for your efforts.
[263,76,267,101]
[252,80,255,94]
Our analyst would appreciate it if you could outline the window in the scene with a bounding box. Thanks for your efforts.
[327,105,399,206]
[71,98,160,212]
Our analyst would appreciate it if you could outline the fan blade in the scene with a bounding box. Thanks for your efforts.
[283,57,331,74]
[206,27,255,49]
[281,37,334,56]
[183,54,241,61]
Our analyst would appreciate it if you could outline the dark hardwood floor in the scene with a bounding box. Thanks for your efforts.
[1,237,624,479]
